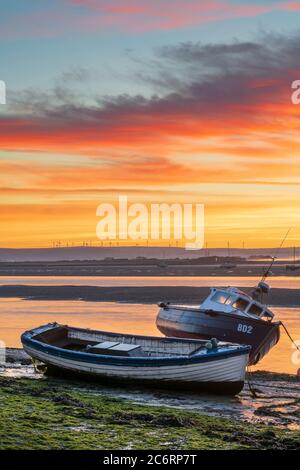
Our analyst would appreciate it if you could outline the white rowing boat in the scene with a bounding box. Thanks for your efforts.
[21,323,250,395]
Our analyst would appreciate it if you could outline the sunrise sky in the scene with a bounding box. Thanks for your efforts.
[1,0,300,248]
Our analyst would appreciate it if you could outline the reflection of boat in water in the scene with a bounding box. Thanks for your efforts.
[21,323,250,395]
[157,282,280,366]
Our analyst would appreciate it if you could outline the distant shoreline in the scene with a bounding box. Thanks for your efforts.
[0,262,300,277]
[1,285,300,306]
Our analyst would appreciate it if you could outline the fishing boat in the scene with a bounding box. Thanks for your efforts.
[157,282,280,365]
[219,242,237,270]
[157,237,291,366]
[286,246,299,271]
[21,323,250,395]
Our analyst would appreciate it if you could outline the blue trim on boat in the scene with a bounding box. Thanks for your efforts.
[21,330,250,368]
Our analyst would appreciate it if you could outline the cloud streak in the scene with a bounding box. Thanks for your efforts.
[1,1,300,39]
[69,1,300,32]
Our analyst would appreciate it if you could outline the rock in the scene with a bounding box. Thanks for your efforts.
[5,348,32,365]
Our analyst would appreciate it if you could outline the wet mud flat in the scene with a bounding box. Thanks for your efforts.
[2,285,300,306]
[0,349,300,436]
[0,260,295,277]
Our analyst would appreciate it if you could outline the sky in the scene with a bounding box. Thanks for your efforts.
[1,0,300,248]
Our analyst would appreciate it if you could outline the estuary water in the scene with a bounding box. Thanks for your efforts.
[0,298,299,374]
[1,275,300,288]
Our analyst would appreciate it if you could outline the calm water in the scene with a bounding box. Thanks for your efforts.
[0,298,299,374]
[2,275,300,288]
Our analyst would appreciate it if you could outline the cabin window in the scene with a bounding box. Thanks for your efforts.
[224,295,237,305]
[211,291,230,304]
[248,303,263,316]
[231,297,249,311]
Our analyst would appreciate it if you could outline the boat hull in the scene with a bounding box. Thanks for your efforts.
[157,306,280,365]
[21,324,250,395]
[44,364,244,395]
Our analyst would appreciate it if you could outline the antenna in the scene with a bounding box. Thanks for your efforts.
[261,228,291,283]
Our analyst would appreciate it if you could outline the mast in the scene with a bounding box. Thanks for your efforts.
[261,228,291,283]
[252,229,291,303]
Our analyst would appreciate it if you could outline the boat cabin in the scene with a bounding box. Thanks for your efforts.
[201,287,274,320]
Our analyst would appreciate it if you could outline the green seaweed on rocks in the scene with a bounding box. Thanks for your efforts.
[0,376,299,450]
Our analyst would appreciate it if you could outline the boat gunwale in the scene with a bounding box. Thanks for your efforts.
[160,305,281,327]
[21,324,251,368]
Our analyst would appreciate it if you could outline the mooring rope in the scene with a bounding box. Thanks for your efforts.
[246,366,259,398]
[246,321,300,398]
[31,357,39,373]
[31,357,47,374]
[280,321,300,353]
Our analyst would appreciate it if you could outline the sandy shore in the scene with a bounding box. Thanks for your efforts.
[1,285,300,306]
